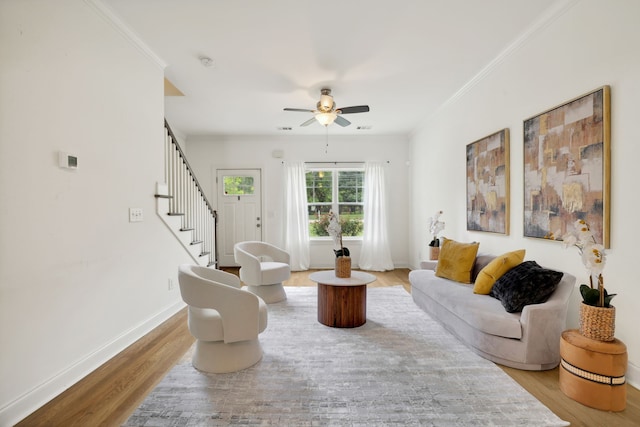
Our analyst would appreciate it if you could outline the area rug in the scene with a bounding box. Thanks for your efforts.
[123,286,568,426]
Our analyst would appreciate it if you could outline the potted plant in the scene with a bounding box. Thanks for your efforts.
[559,219,616,341]
[326,212,351,277]
[428,210,445,260]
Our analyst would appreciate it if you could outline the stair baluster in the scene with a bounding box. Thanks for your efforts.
[157,120,217,267]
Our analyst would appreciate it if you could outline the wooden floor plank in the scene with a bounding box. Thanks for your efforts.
[16,269,640,426]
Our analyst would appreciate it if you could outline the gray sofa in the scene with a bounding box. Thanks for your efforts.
[409,257,576,371]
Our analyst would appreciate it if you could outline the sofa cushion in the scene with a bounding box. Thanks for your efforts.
[471,254,496,282]
[410,270,523,339]
[473,249,526,295]
[435,238,480,284]
[490,261,563,313]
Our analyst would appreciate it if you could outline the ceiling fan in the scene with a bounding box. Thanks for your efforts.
[284,88,370,127]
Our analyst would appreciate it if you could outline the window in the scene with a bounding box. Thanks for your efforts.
[223,175,255,195]
[306,168,364,238]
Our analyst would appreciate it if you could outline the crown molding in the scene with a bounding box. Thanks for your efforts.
[84,0,167,70]
[411,0,581,137]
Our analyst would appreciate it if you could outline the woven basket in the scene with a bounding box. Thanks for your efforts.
[429,246,440,260]
[579,303,616,342]
[335,256,351,278]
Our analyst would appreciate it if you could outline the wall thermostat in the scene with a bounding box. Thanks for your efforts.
[59,152,78,169]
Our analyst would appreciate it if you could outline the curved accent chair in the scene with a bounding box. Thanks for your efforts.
[178,264,268,373]
[234,241,291,303]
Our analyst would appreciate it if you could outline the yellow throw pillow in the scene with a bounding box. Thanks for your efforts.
[435,238,480,283]
[473,249,526,294]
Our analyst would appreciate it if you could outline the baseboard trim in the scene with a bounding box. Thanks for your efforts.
[0,301,185,427]
[627,361,640,390]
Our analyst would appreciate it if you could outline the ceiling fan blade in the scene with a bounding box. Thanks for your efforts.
[284,108,315,113]
[300,117,317,127]
[336,105,370,114]
[334,116,351,127]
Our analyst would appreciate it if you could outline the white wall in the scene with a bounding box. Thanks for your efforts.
[409,0,640,387]
[0,1,193,424]
[184,134,410,268]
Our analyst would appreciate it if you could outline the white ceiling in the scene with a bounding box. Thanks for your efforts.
[102,0,561,137]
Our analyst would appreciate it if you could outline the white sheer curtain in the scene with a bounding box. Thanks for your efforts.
[283,162,310,271]
[358,162,394,271]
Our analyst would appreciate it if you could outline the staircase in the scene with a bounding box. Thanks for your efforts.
[156,120,216,267]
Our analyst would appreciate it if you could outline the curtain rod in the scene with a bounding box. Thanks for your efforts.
[306,161,364,164]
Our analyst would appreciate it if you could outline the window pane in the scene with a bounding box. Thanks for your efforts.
[338,204,364,218]
[308,204,332,221]
[308,207,332,237]
[306,171,332,203]
[338,171,364,203]
[223,176,254,195]
[339,204,364,236]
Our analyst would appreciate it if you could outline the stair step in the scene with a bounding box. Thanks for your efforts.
[191,240,203,245]
[207,261,217,267]
[180,228,194,232]
[199,251,210,257]
[168,212,184,216]
[154,194,173,199]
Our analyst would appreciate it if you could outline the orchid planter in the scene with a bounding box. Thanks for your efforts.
[579,303,616,342]
[429,246,440,260]
[326,212,352,278]
[335,256,351,278]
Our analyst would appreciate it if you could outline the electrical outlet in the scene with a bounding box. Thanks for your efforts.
[168,278,175,290]
[129,208,143,222]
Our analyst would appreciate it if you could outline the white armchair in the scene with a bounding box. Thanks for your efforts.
[234,241,291,303]
[178,264,268,373]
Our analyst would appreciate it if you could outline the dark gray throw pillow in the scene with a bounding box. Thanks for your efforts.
[489,261,563,313]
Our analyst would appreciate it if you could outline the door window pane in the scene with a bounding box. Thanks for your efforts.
[223,176,255,195]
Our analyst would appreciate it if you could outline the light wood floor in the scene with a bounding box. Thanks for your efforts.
[17,269,640,427]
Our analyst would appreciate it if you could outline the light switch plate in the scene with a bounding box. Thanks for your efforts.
[129,208,143,222]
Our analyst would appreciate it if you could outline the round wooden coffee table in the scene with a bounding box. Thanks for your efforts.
[309,270,377,328]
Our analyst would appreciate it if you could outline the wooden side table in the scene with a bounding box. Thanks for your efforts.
[309,270,376,328]
[559,329,627,411]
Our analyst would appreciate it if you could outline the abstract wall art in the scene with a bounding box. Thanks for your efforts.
[523,86,611,247]
[466,128,510,234]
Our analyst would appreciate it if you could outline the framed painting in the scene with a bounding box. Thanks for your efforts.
[523,86,611,247]
[466,128,510,234]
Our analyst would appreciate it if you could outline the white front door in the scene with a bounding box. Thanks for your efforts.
[216,169,262,266]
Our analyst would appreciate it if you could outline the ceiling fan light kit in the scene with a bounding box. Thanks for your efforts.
[315,111,338,126]
[284,88,370,128]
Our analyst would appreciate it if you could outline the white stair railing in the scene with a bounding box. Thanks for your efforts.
[159,120,216,267]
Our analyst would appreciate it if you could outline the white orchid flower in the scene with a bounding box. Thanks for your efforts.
[326,212,343,248]
[428,210,445,239]
[582,243,606,275]
[574,219,594,244]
